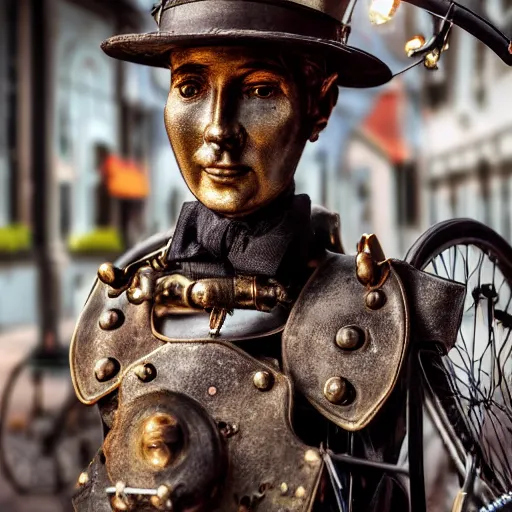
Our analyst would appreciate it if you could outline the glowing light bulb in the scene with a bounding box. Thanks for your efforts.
[405,35,426,56]
[369,0,401,25]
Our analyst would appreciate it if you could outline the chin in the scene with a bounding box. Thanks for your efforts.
[195,188,257,217]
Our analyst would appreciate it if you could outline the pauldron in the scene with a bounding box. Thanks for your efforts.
[70,230,465,511]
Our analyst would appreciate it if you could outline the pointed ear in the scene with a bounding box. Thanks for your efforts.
[309,73,339,142]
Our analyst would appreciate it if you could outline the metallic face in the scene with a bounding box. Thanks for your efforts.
[164,46,309,217]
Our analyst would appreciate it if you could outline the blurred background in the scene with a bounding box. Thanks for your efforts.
[0,0,510,510]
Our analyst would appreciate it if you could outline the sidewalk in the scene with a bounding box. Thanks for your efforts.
[0,319,79,512]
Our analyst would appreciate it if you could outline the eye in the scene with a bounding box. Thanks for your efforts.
[178,82,201,98]
[246,85,277,99]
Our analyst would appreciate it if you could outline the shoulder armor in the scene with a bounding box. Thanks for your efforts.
[283,253,465,431]
[70,231,173,405]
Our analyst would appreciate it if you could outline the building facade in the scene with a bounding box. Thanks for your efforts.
[420,0,512,238]
[0,0,189,329]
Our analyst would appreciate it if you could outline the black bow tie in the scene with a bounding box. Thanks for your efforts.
[167,194,313,280]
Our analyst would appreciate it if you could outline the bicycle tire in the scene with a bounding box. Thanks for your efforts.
[406,218,512,498]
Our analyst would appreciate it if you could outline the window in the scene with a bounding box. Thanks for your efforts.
[396,162,419,227]
[477,160,491,226]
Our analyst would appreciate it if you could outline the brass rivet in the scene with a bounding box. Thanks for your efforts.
[208,386,217,396]
[111,495,132,512]
[140,413,181,469]
[365,290,386,310]
[304,449,321,465]
[335,326,363,350]
[98,262,116,285]
[134,363,157,383]
[128,287,144,305]
[150,484,173,510]
[424,49,440,69]
[77,471,89,486]
[280,482,288,495]
[295,486,306,498]
[94,357,120,382]
[253,370,273,391]
[323,377,348,404]
[99,309,124,330]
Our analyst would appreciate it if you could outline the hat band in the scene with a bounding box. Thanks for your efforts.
[159,0,346,43]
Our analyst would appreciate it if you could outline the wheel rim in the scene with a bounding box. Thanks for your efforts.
[418,240,512,493]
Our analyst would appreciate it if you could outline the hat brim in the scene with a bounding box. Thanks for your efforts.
[101,30,392,89]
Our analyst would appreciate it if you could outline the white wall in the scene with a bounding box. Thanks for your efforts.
[55,0,119,237]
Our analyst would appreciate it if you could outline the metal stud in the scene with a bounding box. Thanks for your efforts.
[150,484,173,510]
[253,370,273,391]
[323,376,348,404]
[99,309,124,330]
[134,363,157,383]
[304,449,321,465]
[365,290,386,310]
[77,471,89,486]
[335,326,363,350]
[94,357,120,382]
[295,486,306,498]
[280,482,288,495]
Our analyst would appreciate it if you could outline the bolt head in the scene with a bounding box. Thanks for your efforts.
[94,357,120,382]
[304,449,321,465]
[135,363,157,383]
[111,495,132,511]
[99,309,123,330]
[98,263,116,285]
[253,370,273,391]
[295,486,306,498]
[77,472,89,486]
[324,377,348,404]
[335,326,363,350]
[365,290,386,310]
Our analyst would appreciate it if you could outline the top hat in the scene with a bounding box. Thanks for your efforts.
[101,0,393,88]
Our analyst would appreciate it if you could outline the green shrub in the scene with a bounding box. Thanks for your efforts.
[0,224,31,253]
[68,227,123,254]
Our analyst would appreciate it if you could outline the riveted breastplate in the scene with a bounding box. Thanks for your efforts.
[70,235,465,512]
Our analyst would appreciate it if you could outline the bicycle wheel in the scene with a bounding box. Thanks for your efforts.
[0,354,101,495]
[406,219,512,504]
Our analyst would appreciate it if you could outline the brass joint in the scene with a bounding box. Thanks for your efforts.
[155,274,196,311]
[155,274,289,314]
[356,234,390,288]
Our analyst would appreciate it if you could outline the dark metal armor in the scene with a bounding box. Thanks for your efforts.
[70,207,465,512]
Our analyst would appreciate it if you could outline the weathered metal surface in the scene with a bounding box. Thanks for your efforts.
[70,279,166,405]
[104,341,324,511]
[152,307,287,342]
[391,259,466,354]
[70,280,289,405]
[283,253,409,431]
[104,391,227,510]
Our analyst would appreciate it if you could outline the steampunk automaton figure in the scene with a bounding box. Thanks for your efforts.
[69,1,512,511]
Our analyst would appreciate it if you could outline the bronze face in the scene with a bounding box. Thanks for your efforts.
[164,46,312,217]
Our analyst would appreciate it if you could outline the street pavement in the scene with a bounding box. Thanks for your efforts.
[0,319,83,512]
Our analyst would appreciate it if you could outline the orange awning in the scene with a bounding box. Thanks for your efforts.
[103,155,150,199]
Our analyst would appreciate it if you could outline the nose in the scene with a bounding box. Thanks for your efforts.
[204,89,245,151]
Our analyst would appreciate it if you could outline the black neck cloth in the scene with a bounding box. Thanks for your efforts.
[167,191,314,282]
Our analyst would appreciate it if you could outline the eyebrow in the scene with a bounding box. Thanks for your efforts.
[239,60,287,75]
[171,63,208,77]
[171,59,287,78]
